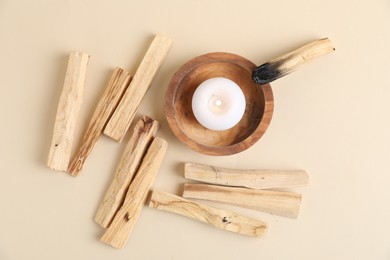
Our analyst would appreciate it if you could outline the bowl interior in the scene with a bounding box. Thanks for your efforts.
[166,52,274,155]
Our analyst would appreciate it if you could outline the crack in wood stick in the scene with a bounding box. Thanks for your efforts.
[185,162,309,189]
[103,33,172,142]
[95,116,159,228]
[68,68,131,176]
[148,190,267,237]
[183,183,302,219]
[101,137,168,249]
[47,52,90,172]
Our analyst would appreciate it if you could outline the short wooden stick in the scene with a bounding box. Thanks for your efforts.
[185,162,308,189]
[252,38,335,84]
[104,33,172,142]
[183,183,302,219]
[68,68,131,176]
[148,190,267,237]
[47,52,90,171]
[101,137,168,249]
[95,116,159,228]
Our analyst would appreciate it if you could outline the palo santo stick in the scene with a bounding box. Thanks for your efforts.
[252,38,334,84]
[185,162,308,189]
[101,137,168,249]
[95,116,159,228]
[104,33,172,142]
[67,68,131,176]
[183,183,302,219]
[47,52,90,171]
[148,190,267,237]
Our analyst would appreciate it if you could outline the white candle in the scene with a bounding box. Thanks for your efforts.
[191,77,246,131]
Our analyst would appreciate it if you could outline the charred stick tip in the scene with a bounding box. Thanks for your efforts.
[252,62,282,85]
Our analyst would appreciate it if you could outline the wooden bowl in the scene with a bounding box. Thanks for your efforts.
[165,52,274,155]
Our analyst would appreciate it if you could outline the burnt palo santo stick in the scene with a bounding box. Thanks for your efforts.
[252,38,335,85]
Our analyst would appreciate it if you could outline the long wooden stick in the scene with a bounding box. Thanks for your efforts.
[185,163,308,189]
[104,33,172,142]
[95,116,159,228]
[183,183,302,219]
[252,38,335,84]
[47,52,90,171]
[101,137,168,249]
[68,68,131,176]
[148,190,267,237]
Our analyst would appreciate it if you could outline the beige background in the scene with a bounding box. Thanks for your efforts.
[1,0,389,259]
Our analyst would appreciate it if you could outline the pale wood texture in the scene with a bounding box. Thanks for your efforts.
[185,162,309,189]
[252,38,335,84]
[47,52,90,171]
[68,68,131,176]
[95,116,159,228]
[104,34,172,142]
[183,183,302,219]
[101,137,168,249]
[165,52,273,155]
[148,190,267,237]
